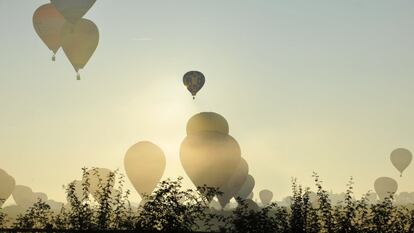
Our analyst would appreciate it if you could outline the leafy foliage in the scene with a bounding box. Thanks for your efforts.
[1,169,414,233]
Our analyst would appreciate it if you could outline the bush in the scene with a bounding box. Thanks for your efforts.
[1,169,414,233]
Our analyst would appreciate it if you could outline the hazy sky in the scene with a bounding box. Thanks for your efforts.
[1,0,414,203]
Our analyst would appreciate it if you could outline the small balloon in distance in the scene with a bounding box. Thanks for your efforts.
[259,189,273,206]
[374,177,398,201]
[183,71,205,99]
[390,148,412,177]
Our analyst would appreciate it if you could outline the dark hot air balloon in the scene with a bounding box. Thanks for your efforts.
[183,71,205,99]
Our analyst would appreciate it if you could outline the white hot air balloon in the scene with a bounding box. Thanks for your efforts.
[187,112,229,135]
[180,131,241,200]
[124,141,166,199]
[259,189,273,206]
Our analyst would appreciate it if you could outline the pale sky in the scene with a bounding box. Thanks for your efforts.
[0,0,413,203]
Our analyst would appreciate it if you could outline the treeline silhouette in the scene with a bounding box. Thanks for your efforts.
[1,169,414,233]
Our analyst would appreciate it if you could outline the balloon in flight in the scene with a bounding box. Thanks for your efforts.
[187,112,229,136]
[390,148,412,177]
[51,0,96,24]
[33,4,66,61]
[124,141,166,199]
[259,189,273,206]
[217,158,249,208]
[183,71,205,99]
[180,131,241,198]
[0,169,15,207]
[61,18,99,80]
[236,174,255,201]
[12,185,36,208]
[374,177,398,201]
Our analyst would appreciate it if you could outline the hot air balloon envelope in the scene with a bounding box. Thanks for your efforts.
[124,141,166,199]
[374,177,398,201]
[259,189,273,205]
[51,0,96,24]
[183,71,205,99]
[33,4,66,59]
[180,131,241,194]
[217,158,249,208]
[236,175,255,201]
[390,148,412,177]
[61,18,99,79]
[187,112,229,136]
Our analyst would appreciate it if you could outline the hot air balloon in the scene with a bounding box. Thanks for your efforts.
[187,112,229,136]
[33,4,66,61]
[180,131,241,199]
[259,189,273,206]
[124,141,166,199]
[235,174,255,202]
[374,177,398,201]
[217,158,248,208]
[0,169,15,207]
[12,185,36,209]
[183,71,205,99]
[61,18,99,80]
[51,0,96,24]
[390,148,412,177]
[83,168,114,201]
